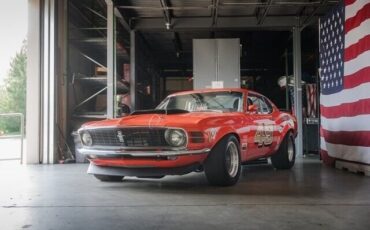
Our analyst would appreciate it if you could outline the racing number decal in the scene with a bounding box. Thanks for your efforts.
[254,124,273,147]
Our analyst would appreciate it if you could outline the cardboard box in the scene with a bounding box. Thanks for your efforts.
[95,66,107,76]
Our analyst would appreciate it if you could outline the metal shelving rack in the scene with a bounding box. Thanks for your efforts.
[68,0,130,121]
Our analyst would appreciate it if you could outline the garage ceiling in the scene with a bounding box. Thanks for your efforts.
[69,0,331,76]
[114,0,339,30]
[111,0,335,74]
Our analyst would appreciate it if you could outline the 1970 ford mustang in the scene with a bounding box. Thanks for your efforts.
[79,88,297,186]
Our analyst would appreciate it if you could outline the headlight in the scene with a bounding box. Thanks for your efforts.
[165,129,186,147]
[81,131,93,146]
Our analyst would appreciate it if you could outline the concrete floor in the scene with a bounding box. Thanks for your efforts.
[0,156,369,230]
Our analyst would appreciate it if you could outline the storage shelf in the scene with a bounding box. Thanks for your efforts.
[73,74,129,94]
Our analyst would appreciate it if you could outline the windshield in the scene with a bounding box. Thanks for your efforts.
[156,91,243,112]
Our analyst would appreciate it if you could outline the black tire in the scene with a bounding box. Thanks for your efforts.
[271,132,295,169]
[204,135,241,186]
[94,174,124,182]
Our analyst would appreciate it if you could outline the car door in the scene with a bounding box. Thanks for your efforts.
[246,94,274,158]
[259,95,278,155]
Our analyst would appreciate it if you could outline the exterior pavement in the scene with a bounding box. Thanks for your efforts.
[0,156,369,230]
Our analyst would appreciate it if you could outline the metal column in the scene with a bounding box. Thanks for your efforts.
[42,0,57,164]
[284,49,290,110]
[26,0,58,164]
[130,30,136,111]
[293,26,303,155]
[106,0,116,118]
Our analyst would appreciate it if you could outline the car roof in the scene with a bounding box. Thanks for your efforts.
[168,88,262,97]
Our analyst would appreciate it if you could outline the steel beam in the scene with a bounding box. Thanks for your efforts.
[211,0,220,26]
[223,1,338,6]
[106,0,116,118]
[293,26,303,156]
[132,16,314,30]
[160,0,172,29]
[130,30,136,111]
[83,5,107,21]
[257,0,273,25]
[69,2,106,39]
[301,0,329,29]
[114,8,131,31]
[117,1,339,10]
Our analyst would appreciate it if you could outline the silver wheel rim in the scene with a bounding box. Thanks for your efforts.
[225,141,239,178]
[287,137,294,162]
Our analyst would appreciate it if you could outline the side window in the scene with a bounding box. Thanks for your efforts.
[258,99,269,114]
[262,97,273,114]
[247,94,272,114]
[247,95,262,113]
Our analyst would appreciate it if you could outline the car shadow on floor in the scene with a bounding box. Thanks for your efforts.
[98,159,352,199]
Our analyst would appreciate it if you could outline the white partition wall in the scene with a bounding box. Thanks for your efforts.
[26,0,42,164]
[193,39,240,89]
[26,0,58,164]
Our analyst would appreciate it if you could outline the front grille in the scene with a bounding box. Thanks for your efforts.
[88,128,168,148]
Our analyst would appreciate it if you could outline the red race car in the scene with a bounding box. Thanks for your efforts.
[79,88,297,186]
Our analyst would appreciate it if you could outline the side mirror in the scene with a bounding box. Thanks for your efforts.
[248,104,257,112]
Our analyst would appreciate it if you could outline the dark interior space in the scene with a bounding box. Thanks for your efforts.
[65,0,322,158]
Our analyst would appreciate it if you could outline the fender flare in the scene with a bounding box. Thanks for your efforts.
[208,126,241,150]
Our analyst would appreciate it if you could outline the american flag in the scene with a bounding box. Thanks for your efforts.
[306,84,317,118]
[319,0,370,164]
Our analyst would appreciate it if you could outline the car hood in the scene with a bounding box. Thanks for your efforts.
[82,112,244,129]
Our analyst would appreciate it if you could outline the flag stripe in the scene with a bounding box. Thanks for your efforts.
[344,19,370,48]
[320,82,370,107]
[344,66,370,88]
[345,0,370,20]
[321,114,370,132]
[345,0,356,6]
[321,129,370,147]
[345,2,370,33]
[320,137,370,164]
[320,0,370,165]
[344,34,370,61]
[320,97,370,118]
[343,50,370,76]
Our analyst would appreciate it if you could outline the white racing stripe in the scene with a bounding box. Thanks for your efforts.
[320,137,370,164]
[345,0,370,20]
[345,18,370,48]
[321,114,370,132]
[320,82,370,107]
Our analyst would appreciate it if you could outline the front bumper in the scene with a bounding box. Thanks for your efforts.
[79,147,211,158]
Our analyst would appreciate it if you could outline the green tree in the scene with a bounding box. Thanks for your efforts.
[0,40,27,134]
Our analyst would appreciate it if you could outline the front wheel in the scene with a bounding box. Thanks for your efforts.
[270,132,295,169]
[94,174,124,182]
[204,135,241,186]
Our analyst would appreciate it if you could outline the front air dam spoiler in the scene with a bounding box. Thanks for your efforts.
[87,162,201,177]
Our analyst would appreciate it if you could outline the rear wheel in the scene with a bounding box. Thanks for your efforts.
[271,132,295,169]
[94,174,124,182]
[204,135,241,186]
